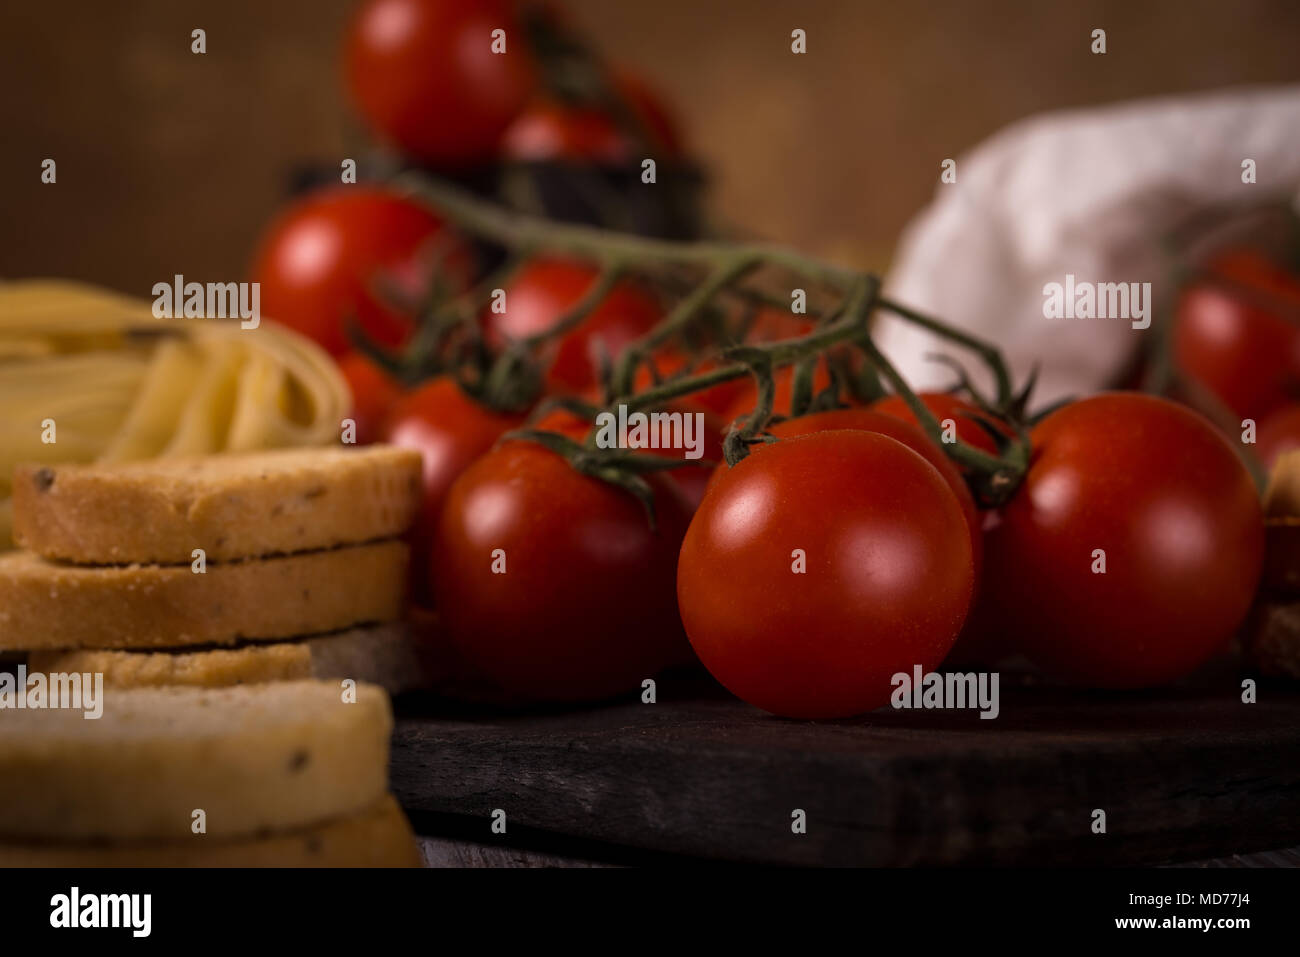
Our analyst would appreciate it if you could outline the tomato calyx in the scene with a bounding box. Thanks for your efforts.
[503,425,697,529]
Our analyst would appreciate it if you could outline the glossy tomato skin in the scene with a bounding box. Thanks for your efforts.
[345,0,536,167]
[1172,250,1300,420]
[678,431,975,719]
[337,352,403,445]
[251,188,463,356]
[986,393,1264,689]
[382,378,524,604]
[760,409,981,573]
[870,393,1003,455]
[433,440,692,701]
[485,259,660,393]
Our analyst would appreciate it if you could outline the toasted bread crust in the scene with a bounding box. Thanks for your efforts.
[0,681,392,842]
[0,795,420,868]
[12,446,422,564]
[28,622,434,692]
[0,541,407,652]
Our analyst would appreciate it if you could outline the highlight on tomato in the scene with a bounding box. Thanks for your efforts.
[1171,248,1300,421]
[250,187,467,357]
[433,439,693,702]
[678,430,976,719]
[983,392,1264,689]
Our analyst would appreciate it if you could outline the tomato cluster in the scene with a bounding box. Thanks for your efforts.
[243,1,1273,719]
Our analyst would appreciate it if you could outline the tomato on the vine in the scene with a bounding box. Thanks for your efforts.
[533,398,724,512]
[345,0,537,167]
[381,378,525,605]
[1172,249,1300,420]
[634,350,749,418]
[721,361,835,423]
[250,187,466,357]
[433,440,692,701]
[870,392,1005,455]
[484,258,661,393]
[678,430,975,719]
[337,352,404,445]
[984,393,1263,688]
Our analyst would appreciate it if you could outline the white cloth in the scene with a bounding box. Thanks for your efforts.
[875,84,1300,406]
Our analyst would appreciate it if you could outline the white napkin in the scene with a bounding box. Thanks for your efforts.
[874,84,1300,407]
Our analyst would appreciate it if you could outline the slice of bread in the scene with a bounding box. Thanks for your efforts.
[0,680,391,842]
[0,541,407,651]
[12,446,422,564]
[0,795,421,868]
[27,621,436,693]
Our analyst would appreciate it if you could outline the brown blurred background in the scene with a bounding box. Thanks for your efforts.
[3,0,1300,297]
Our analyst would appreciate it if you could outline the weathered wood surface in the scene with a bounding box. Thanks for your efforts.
[391,675,1300,866]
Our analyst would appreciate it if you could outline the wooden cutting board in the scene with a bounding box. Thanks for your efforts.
[389,672,1300,866]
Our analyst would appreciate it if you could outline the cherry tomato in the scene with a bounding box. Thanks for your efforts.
[1255,403,1300,469]
[678,430,975,719]
[337,352,403,445]
[985,393,1263,688]
[502,101,633,164]
[382,378,525,605]
[502,71,683,164]
[871,392,1005,455]
[433,440,692,701]
[345,0,537,167]
[1172,249,1300,420]
[484,258,660,393]
[250,187,465,357]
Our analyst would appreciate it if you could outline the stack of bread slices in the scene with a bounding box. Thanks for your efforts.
[0,445,430,865]
[1,446,428,690]
[0,680,421,866]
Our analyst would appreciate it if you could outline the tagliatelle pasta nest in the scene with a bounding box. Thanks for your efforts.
[0,279,349,547]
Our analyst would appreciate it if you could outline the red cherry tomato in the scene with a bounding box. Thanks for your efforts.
[484,258,660,393]
[1172,249,1300,420]
[250,187,465,357]
[381,378,524,605]
[1256,403,1300,469]
[678,430,975,719]
[337,352,403,445]
[345,0,537,167]
[433,440,692,701]
[871,392,1005,455]
[502,101,634,164]
[502,71,683,163]
[985,393,1263,688]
